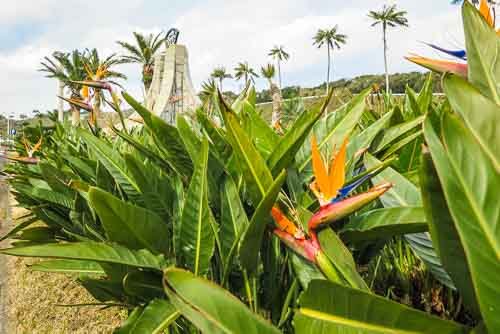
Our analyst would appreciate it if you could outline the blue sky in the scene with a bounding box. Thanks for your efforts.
[0,0,464,117]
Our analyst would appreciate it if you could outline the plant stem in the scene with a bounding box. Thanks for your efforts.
[243,270,255,312]
[315,250,342,284]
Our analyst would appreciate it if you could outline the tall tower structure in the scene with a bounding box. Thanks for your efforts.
[145,29,200,124]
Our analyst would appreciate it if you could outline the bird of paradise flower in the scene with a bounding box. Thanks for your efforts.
[406,0,497,77]
[270,135,392,282]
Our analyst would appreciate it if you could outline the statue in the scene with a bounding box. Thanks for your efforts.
[165,28,180,47]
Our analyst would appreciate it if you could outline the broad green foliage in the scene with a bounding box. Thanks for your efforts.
[179,139,215,276]
[424,112,500,332]
[164,268,280,334]
[294,280,468,334]
[2,3,499,330]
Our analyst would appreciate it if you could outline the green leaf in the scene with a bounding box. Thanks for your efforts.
[32,187,73,209]
[112,127,172,172]
[124,299,179,334]
[347,110,394,160]
[122,92,193,180]
[78,129,142,201]
[163,268,280,334]
[443,74,500,171]
[462,1,500,104]
[425,112,500,332]
[296,88,370,172]
[364,153,454,288]
[419,141,480,315]
[294,280,468,334]
[220,176,249,264]
[239,170,287,273]
[373,116,424,154]
[341,207,428,243]
[123,271,165,301]
[267,90,333,176]
[318,228,369,291]
[381,130,423,160]
[241,101,279,159]
[217,92,274,205]
[89,187,169,255]
[179,139,215,275]
[114,306,144,334]
[0,242,167,270]
[30,259,105,275]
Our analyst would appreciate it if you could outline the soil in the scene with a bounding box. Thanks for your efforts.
[0,177,126,333]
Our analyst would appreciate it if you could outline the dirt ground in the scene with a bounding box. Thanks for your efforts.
[0,181,126,334]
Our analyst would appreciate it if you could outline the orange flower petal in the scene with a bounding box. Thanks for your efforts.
[271,207,304,240]
[328,137,348,198]
[311,135,329,197]
[480,0,494,27]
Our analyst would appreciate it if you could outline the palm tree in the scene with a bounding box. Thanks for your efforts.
[313,26,347,96]
[268,46,289,90]
[261,64,282,128]
[117,31,165,92]
[40,50,88,125]
[83,48,126,124]
[234,62,259,86]
[368,4,408,92]
[210,67,232,92]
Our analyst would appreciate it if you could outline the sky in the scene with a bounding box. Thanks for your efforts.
[0,0,465,118]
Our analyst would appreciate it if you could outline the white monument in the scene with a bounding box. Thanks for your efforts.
[144,30,200,124]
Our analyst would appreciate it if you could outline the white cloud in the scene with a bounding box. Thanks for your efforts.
[0,0,464,117]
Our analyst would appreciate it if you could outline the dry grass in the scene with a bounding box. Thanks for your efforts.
[1,200,127,333]
[4,257,127,334]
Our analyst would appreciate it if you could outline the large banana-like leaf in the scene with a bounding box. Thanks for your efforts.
[31,187,74,209]
[341,207,427,243]
[89,187,169,255]
[364,154,455,288]
[0,242,168,270]
[373,116,424,154]
[425,112,500,333]
[163,268,280,334]
[463,1,500,104]
[318,228,369,291]
[119,299,180,334]
[123,271,165,301]
[294,280,468,334]
[220,175,249,265]
[39,162,74,196]
[122,92,193,180]
[296,88,370,173]
[78,129,142,201]
[217,91,274,205]
[30,259,105,275]
[267,90,333,176]
[419,139,480,316]
[241,101,279,159]
[112,127,172,172]
[239,170,287,273]
[179,139,215,275]
[346,110,393,161]
[123,154,174,220]
[443,74,499,171]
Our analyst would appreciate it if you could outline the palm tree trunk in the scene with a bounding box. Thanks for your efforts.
[220,79,223,93]
[326,45,331,96]
[71,107,80,126]
[278,60,282,91]
[57,80,64,122]
[383,24,389,93]
[270,80,282,128]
